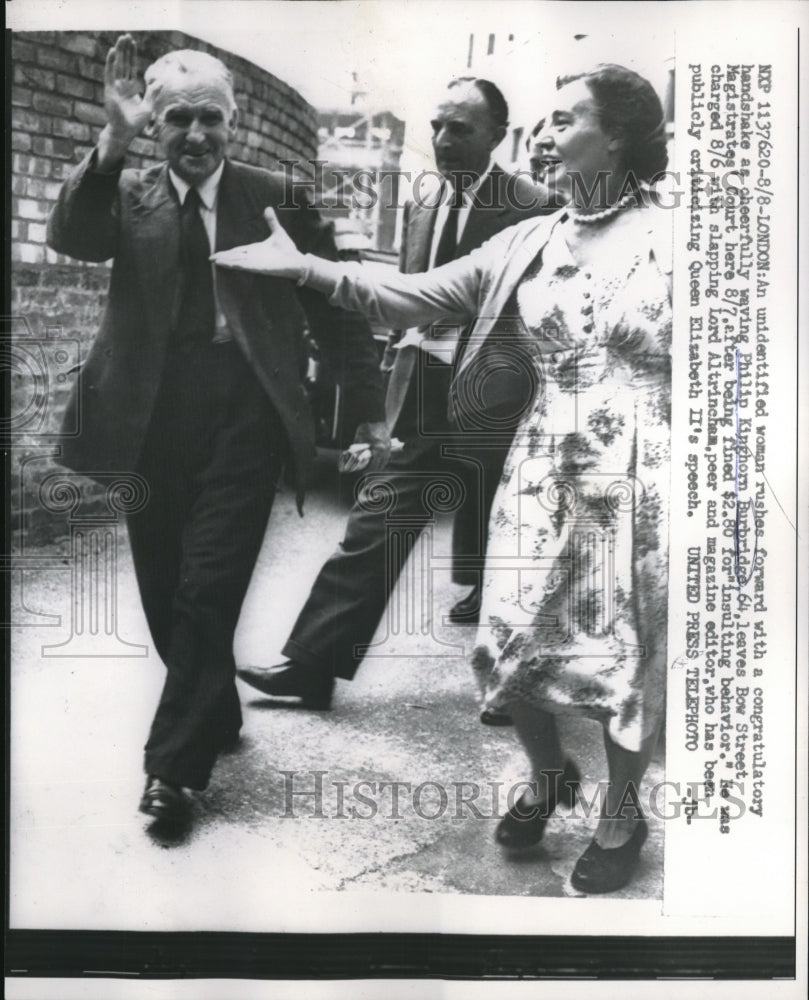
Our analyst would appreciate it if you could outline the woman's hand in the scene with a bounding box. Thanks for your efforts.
[211,208,305,278]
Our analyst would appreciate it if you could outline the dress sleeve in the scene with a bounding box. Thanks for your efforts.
[320,251,486,330]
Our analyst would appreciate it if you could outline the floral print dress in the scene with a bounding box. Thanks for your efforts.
[471,216,672,752]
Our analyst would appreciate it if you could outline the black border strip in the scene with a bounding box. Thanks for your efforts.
[3,932,797,979]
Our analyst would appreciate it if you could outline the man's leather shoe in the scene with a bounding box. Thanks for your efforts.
[448,587,481,625]
[139,776,190,824]
[236,660,334,709]
[480,707,513,726]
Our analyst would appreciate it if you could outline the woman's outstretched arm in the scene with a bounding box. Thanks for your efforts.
[211,208,484,330]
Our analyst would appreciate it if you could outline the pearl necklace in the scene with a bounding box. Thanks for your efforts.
[569,192,640,225]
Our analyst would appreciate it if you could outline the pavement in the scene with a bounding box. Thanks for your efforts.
[9,460,664,932]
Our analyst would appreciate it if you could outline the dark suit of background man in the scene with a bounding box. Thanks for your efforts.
[526,116,547,184]
[47,35,390,825]
[238,77,552,719]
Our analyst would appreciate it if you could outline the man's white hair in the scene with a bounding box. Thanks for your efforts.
[145,49,237,114]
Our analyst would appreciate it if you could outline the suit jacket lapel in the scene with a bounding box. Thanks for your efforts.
[450,168,510,369]
[215,160,270,252]
[407,167,512,269]
[403,202,437,273]
[130,164,183,336]
[212,161,269,346]
[455,166,511,258]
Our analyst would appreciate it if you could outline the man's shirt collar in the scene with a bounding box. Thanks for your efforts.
[168,161,225,210]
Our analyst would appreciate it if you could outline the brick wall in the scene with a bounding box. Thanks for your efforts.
[9,31,318,547]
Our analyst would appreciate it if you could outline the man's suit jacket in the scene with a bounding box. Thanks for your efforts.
[47,153,385,503]
[385,164,551,428]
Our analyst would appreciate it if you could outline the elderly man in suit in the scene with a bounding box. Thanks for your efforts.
[237,77,551,721]
[47,35,389,826]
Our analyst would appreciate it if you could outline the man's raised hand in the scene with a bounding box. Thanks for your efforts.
[97,35,154,169]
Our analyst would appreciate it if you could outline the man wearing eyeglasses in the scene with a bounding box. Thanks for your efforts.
[47,35,389,829]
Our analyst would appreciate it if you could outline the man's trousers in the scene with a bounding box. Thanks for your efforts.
[283,349,511,681]
[128,341,281,789]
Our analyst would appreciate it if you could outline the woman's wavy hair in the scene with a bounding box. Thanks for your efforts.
[558,64,668,182]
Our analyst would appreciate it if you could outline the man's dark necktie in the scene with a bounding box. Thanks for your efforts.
[433,188,465,267]
[176,186,215,345]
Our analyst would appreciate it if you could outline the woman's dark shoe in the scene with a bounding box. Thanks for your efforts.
[570,817,648,894]
[495,760,580,848]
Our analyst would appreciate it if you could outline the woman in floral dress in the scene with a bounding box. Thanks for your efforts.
[471,67,671,894]
[213,64,672,894]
